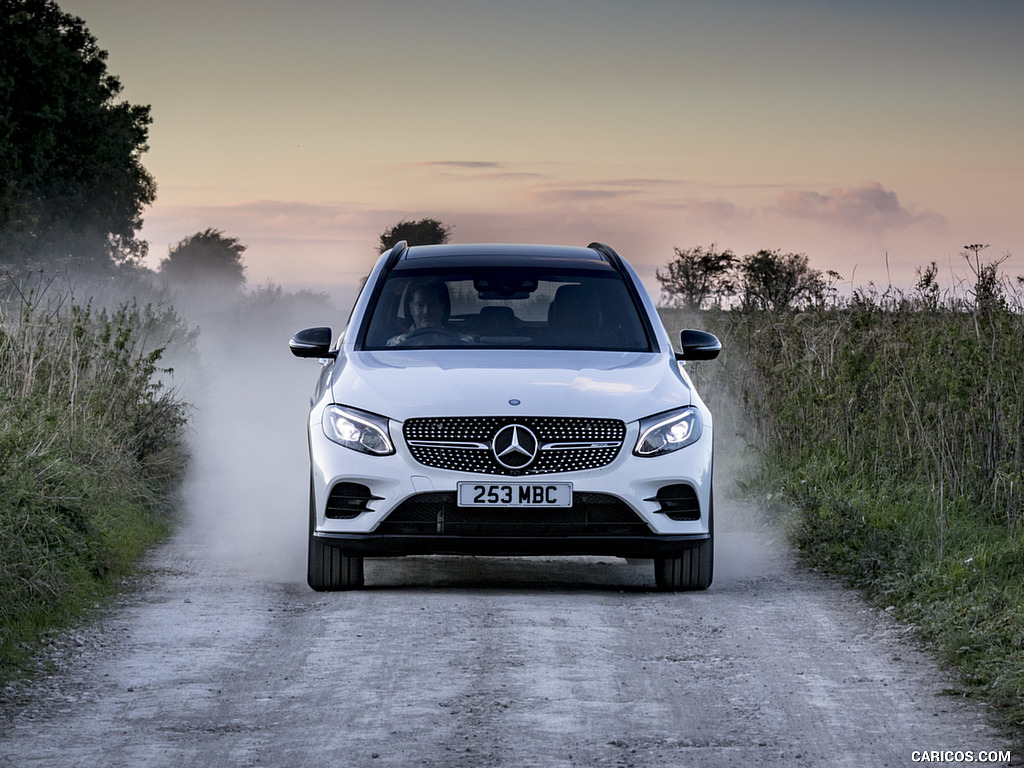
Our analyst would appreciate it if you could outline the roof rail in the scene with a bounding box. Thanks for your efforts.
[384,240,408,271]
[587,242,625,273]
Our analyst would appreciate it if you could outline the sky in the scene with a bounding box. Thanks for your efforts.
[61,0,1024,301]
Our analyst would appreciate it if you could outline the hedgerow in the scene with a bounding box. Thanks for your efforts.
[0,276,189,673]
[661,258,1024,738]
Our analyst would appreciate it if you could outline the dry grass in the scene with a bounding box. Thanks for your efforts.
[660,261,1024,740]
[0,273,189,673]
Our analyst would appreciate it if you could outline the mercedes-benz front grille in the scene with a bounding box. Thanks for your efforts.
[403,416,626,476]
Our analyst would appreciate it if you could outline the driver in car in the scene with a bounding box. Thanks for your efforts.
[387,280,473,346]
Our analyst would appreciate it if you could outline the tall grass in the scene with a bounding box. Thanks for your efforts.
[0,274,189,673]
[662,260,1024,737]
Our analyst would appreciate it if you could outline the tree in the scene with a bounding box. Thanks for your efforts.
[378,218,453,253]
[737,250,827,312]
[0,0,156,271]
[159,229,246,289]
[655,244,737,310]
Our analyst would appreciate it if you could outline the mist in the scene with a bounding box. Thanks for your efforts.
[3,263,360,585]
[163,284,354,585]
[79,270,768,590]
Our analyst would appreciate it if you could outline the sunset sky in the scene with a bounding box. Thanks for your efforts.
[62,0,1023,300]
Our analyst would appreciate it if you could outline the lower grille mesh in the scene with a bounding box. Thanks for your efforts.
[376,492,650,537]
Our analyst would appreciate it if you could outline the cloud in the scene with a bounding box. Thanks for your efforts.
[529,177,684,204]
[533,188,627,202]
[144,200,371,244]
[420,160,504,170]
[139,199,388,285]
[602,178,680,188]
[776,183,945,232]
[409,160,548,183]
[650,196,754,225]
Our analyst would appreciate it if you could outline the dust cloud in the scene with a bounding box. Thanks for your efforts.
[167,286,356,585]
[685,334,791,589]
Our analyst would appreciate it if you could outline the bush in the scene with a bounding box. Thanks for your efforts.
[660,262,1024,737]
[0,276,189,673]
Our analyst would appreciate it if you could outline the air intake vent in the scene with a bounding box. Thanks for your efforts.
[325,482,381,519]
[648,484,701,521]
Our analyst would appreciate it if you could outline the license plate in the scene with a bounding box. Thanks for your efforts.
[457,482,573,508]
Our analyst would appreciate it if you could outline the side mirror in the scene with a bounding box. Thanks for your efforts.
[289,327,336,359]
[676,329,721,361]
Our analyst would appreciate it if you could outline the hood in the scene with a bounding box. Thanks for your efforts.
[328,349,692,423]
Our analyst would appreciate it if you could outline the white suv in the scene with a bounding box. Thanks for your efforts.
[290,242,721,590]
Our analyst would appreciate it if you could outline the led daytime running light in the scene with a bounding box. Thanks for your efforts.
[323,405,394,456]
[635,407,702,457]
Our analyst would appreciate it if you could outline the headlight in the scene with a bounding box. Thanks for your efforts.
[322,405,394,455]
[634,407,702,457]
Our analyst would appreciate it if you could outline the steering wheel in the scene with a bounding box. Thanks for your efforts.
[400,326,467,346]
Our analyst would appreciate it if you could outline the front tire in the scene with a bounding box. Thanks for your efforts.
[308,481,364,591]
[654,537,713,591]
[654,495,713,591]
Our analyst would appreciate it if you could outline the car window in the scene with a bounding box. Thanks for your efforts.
[360,267,652,351]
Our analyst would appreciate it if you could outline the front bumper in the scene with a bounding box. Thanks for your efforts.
[316,532,710,557]
[309,415,713,559]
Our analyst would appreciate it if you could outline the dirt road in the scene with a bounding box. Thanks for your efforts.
[1,322,1016,767]
[0,498,1014,768]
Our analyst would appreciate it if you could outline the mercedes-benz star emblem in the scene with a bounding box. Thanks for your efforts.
[492,424,539,469]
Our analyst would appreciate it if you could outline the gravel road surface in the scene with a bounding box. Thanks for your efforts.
[1,325,1016,767]
[1,499,1015,768]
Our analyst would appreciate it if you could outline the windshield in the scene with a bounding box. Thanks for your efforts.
[360,267,653,351]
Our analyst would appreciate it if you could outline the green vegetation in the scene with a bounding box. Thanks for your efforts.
[0,277,189,675]
[159,228,248,291]
[378,218,453,254]
[662,251,1024,736]
[657,244,836,312]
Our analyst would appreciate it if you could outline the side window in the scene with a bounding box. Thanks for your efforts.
[363,278,408,347]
